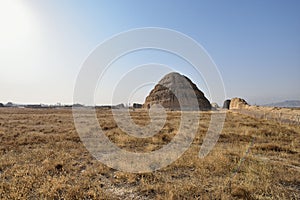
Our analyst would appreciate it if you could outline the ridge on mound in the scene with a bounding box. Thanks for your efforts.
[143,72,211,111]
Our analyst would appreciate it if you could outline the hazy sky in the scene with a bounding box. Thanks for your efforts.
[0,0,299,105]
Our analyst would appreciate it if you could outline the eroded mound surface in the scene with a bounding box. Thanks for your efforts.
[143,72,211,111]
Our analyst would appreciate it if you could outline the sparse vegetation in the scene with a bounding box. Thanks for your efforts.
[0,108,299,199]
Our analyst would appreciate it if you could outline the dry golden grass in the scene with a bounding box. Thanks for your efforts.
[0,108,299,199]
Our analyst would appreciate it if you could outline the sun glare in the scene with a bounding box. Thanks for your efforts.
[0,0,35,49]
[0,0,40,82]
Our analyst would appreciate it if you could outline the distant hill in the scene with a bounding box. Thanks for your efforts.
[263,100,300,108]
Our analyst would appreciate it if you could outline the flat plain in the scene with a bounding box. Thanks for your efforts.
[0,108,299,199]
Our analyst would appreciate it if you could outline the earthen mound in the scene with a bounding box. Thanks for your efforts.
[143,72,211,111]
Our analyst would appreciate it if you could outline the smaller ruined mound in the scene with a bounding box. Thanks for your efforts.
[223,100,231,109]
[229,98,249,109]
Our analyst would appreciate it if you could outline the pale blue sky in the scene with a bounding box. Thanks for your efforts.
[0,0,299,105]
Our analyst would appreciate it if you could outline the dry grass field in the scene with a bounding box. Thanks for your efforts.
[0,108,299,199]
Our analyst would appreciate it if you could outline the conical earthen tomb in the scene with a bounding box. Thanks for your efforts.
[143,72,211,111]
